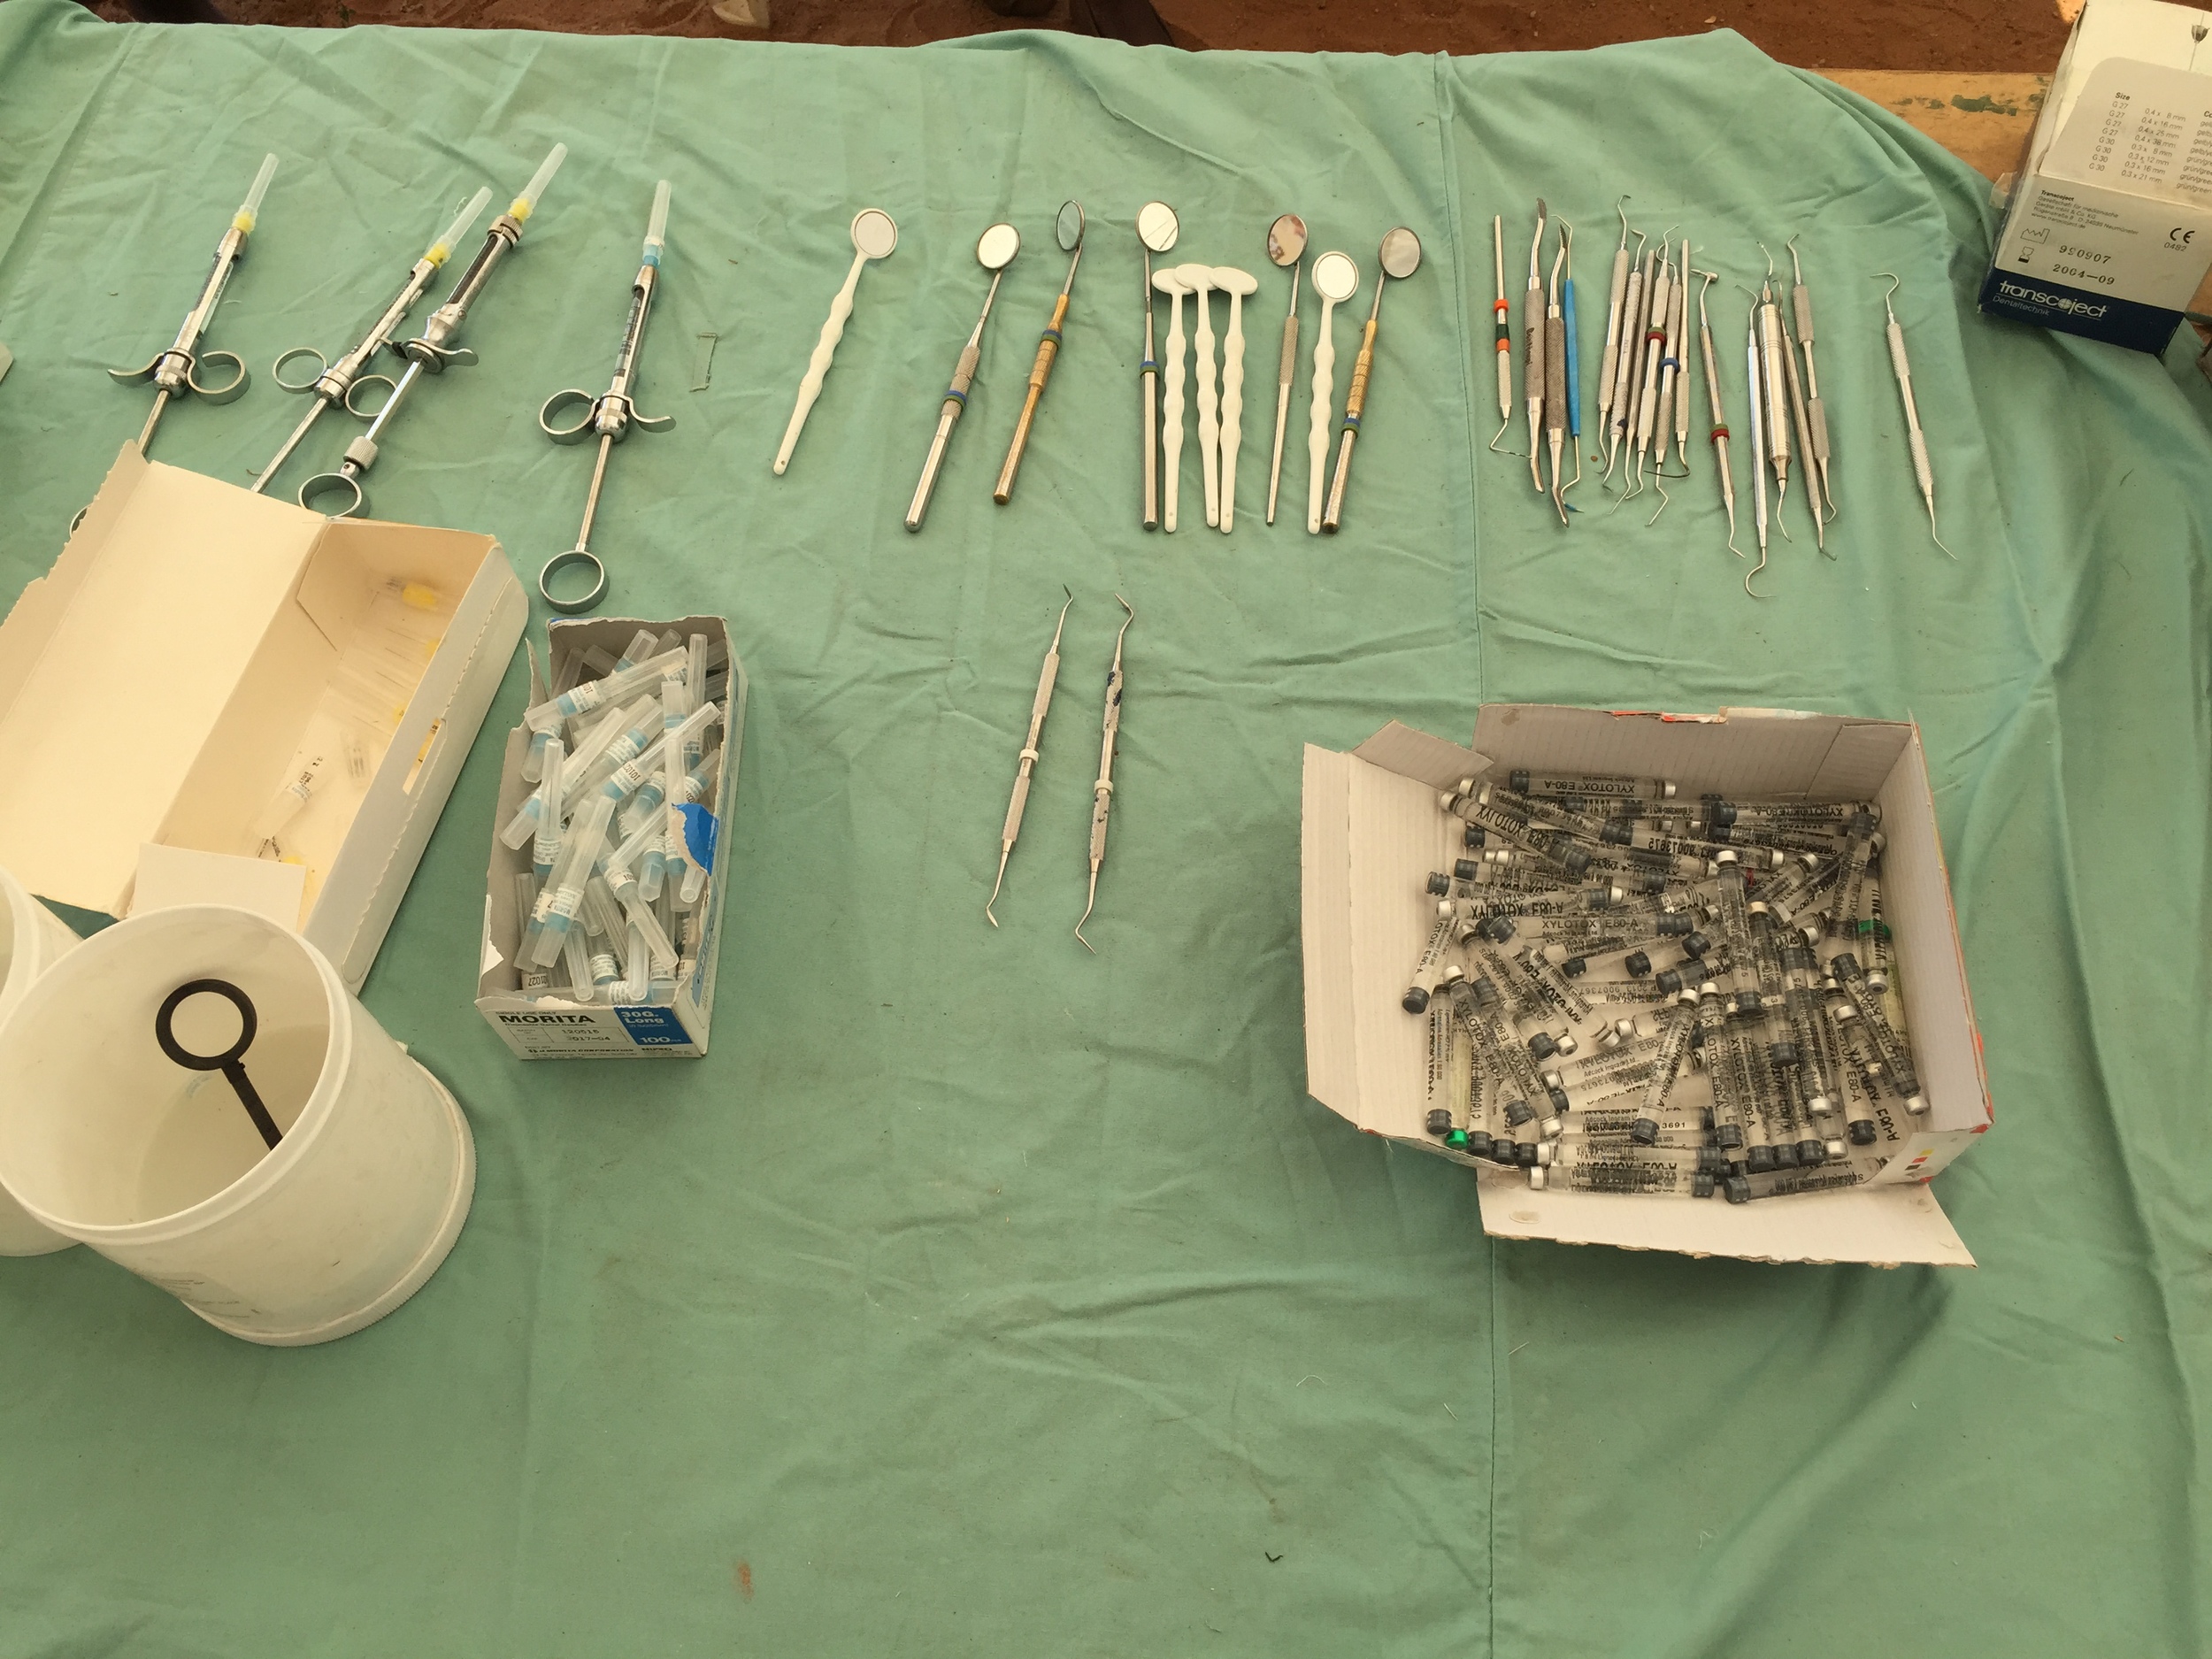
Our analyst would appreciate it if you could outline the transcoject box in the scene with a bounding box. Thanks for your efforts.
[1981,0,2212,352]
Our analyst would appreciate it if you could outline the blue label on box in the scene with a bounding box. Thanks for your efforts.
[615,1005,693,1047]
[1978,268,2180,355]
[679,803,718,873]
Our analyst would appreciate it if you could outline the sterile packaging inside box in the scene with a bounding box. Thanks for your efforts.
[1301,705,1993,1267]
[1979,0,2212,352]
[0,446,526,990]
[475,615,747,1059]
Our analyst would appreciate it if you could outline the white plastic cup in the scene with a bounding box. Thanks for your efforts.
[0,905,474,1345]
[0,865,82,1256]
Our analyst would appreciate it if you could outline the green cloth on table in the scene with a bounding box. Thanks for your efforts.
[0,1,2206,1652]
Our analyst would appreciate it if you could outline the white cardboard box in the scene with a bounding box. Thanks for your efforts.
[1301,705,1993,1267]
[1980,0,2212,352]
[473,615,746,1059]
[0,446,526,990]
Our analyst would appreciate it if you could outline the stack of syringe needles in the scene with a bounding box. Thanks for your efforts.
[498,628,728,1007]
[1407,768,1926,1204]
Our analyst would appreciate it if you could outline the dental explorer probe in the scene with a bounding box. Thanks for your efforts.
[907,221,1020,533]
[1744,301,1770,596]
[1771,252,1824,550]
[1693,270,1740,557]
[1646,246,1685,525]
[110,152,278,454]
[1593,200,1630,482]
[987,588,1072,926]
[1562,222,1585,499]
[254,186,493,495]
[1544,235,1568,521]
[1756,250,1792,518]
[536,180,676,614]
[996,200,1087,504]
[298,144,567,518]
[1630,235,1673,497]
[1671,250,1693,471]
[1489,214,1512,450]
[1877,273,1954,557]
[1604,234,1647,481]
[1522,200,1548,492]
[1789,237,1836,517]
[1077,595,1133,953]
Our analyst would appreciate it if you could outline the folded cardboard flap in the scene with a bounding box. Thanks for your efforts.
[133,842,305,930]
[0,449,314,911]
[1301,705,1991,1267]
[1979,0,2212,348]
[0,446,526,989]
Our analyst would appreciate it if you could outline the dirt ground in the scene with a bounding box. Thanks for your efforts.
[93,0,2074,76]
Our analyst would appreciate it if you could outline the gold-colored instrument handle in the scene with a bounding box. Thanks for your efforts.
[994,292,1071,503]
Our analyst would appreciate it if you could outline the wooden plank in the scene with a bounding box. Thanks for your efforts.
[1827,69,2212,323]
[1822,70,2047,182]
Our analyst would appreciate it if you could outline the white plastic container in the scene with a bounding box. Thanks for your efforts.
[0,864,81,1256]
[0,904,474,1344]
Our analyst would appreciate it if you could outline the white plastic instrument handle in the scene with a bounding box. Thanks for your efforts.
[1219,290,1246,532]
[776,249,866,474]
[644,179,672,260]
[513,142,567,219]
[237,153,280,229]
[1160,291,1186,533]
[1193,284,1219,526]
[1307,296,1338,534]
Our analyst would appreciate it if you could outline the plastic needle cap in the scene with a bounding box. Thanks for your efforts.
[235,153,279,234]
[510,143,568,221]
[427,188,494,266]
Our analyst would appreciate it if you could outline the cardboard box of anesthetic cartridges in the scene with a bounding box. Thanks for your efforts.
[474,615,746,1059]
[1301,705,1994,1268]
[0,446,526,990]
[1979,0,2212,352]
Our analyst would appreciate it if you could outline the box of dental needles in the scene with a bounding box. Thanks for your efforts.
[0,444,526,989]
[1979,0,2212,352]
[474,615,746,1059]
[1301,704,1993,1268]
